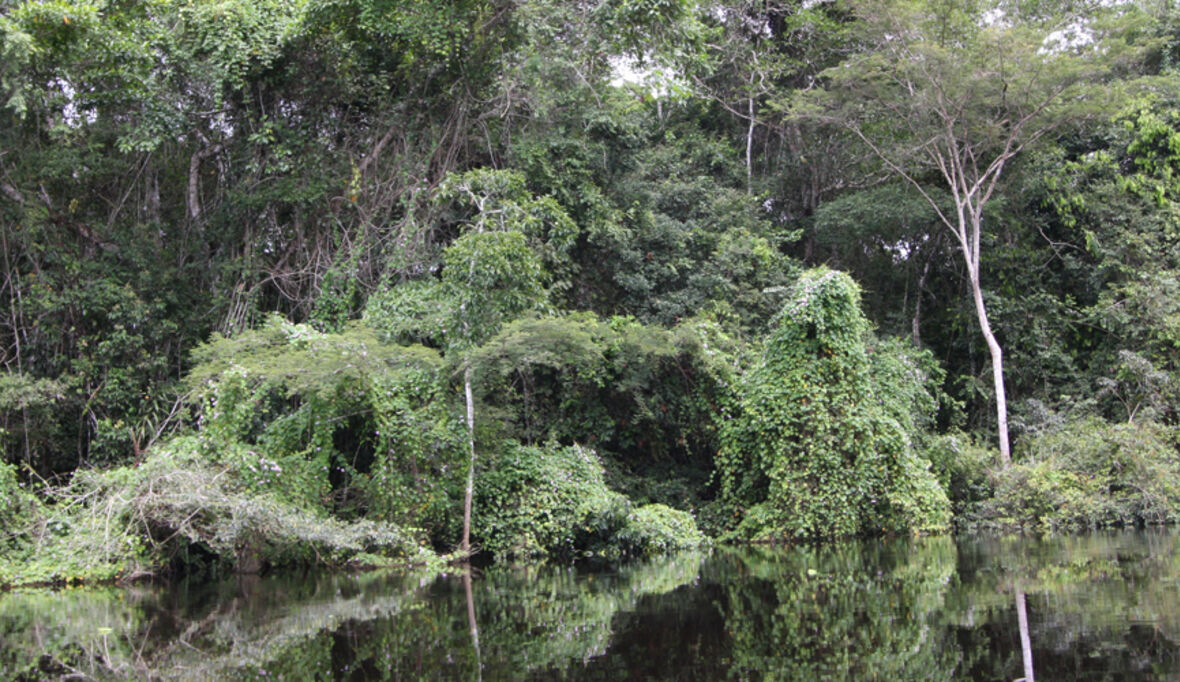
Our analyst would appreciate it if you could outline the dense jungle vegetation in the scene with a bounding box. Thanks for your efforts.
[4,0,1180,585]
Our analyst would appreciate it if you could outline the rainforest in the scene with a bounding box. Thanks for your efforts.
[3,0,1180,589]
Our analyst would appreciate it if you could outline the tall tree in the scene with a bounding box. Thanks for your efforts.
[804,0,1152,465]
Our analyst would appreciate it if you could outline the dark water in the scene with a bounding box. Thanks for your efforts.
[3,531,1179,680]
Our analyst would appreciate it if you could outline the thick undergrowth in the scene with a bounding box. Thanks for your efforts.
[475,440,705,560]
[972,418,1180,530]
[0,439,438,588]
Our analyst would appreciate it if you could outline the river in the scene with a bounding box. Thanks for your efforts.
[2,530,1177,679]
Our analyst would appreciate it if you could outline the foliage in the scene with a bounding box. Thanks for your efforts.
[8,0,1180,579]
[474,441,631,560]
[0,436,437,588]
[976,417,1180,530]
[442,230,549,349]
[185,315,463,538]
[469,312,746,510]
[923,432,997,523]
[0,460,37,548]
[812,183,953,340]
[615,503,707,556]
[717,268,950,540]
[804,0,1158,464]
[114,439,433,570]
[0,372,63,466]
[363,279,454,348]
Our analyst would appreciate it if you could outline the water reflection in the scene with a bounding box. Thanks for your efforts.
[2,531,1179,680]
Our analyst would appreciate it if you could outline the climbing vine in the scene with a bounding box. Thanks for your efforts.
[717,268,949,540]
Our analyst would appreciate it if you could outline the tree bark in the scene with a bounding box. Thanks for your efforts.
[187,142,224,222]
[0,182,23,206]
[912,255,931,346]
[967,262,1011,467]
[746,96,755,193]
[461,364,476,556]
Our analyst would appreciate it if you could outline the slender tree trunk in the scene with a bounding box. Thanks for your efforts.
[187,141,223,223]
[461,364,476,556]
[147,167,161,227]
[967,262,1011,467]
[850,117,1018,466]
[746,96,755,194]
[955,207,1011,468]
[912,257,930,346]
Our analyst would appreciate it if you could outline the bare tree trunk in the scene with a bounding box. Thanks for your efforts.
[187,142,223,222]
[746,96,755,194]
[461,364,476,556]
[147,168,161,226]
[846,122,1019,467]
[967,262,1011,467]
[0,182,24,206]
[912,257,931,346]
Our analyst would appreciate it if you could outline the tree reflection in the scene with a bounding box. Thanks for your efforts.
[3,532,1180,680]
[714,537,962,680]
[0,553,707,679]
[1015,587,1034,682]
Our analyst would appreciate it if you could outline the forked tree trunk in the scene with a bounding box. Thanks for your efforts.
[849,124,1015,467]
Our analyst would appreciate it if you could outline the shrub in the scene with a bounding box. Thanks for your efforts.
[615,503,707,556]
[0,461,38,547]
[976,417,1180,529]
[923,432,997,522]
[126,439,435,569]
[475,441,631,559]
[186,315,464,540]
[0,439,437,587]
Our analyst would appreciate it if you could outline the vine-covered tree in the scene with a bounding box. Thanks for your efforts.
[717,268,949,540]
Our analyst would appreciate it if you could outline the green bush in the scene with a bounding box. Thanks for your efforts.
[0,439,438,587]
[475,441,631,559]
[467,313,745,514]
[0,461,38,547]
[186,316,464,539]
[923,432,997,521]
[976,418,1180,529]
[615,503,707,556]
